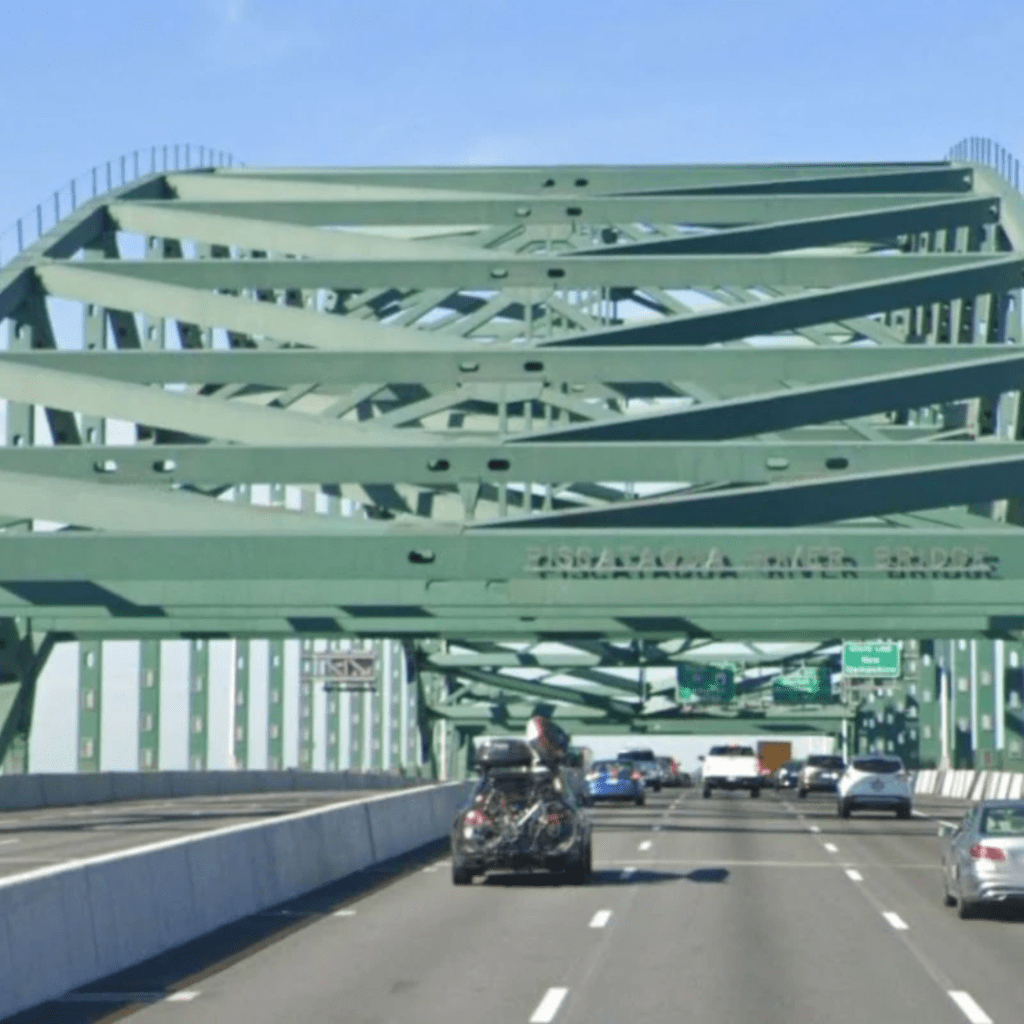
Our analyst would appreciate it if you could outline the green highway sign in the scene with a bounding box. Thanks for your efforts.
[677,663,735,704]
[772,666,832,704]
[842,642,901,678]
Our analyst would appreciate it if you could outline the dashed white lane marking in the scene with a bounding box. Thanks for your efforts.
[845,868,863,882]
[0,838,19,846]
[167,991,200,1003]
[620,866,636,880]
[824,842,838,853]
[639,841,652,851]
[948,990,993,1024]
[589,910,612,929]
[530,986,569,1023]
[422,865,438,872]
[808,826,821,833]
[333,909,357,917]
[883,911,909,931]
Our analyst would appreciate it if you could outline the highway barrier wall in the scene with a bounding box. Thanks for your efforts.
[0,780,473,1021]
[0,769,420,812]
[911,769,1024,801]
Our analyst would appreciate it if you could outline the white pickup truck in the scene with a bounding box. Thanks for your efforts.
[699,744,763,799]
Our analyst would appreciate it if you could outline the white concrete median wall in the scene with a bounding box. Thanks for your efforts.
[912,769,1024,801]
[0,769,416,811]
[0,780,473,1021]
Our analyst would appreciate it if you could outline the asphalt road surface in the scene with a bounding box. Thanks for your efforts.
[0,791,379,878]
[9,787,1024,1024]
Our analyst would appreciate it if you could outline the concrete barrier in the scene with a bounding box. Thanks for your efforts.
[0,780,473,1021]
[0,769,421,812]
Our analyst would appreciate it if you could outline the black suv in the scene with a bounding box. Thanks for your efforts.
[798,754,847,797]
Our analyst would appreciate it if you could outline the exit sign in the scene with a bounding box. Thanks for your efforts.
[842,642,901,678]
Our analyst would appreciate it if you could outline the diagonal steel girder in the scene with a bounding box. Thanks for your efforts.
[516,350,1024,443]
[429,664,637,720]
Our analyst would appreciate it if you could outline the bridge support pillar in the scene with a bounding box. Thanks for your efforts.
[0,621,52,773]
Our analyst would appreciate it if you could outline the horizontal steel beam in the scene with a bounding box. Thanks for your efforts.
[73,251,1007,291]
[0,441,1018,487]
[1,345,1012,389]
[151,193,988,230]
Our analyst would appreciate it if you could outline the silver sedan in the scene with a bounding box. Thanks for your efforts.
[940,800,1024,919]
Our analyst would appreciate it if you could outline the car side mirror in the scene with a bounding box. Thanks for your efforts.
[697,755,705,762]
[938,824,954,838]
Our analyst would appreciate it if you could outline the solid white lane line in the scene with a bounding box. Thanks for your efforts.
[589,910,612,929]
[948,990,993,1024]
[333,909,357,917]
[167,992,200,1003]
[422,866,438,872]
[620,866,636,880]
[0,838,19,846]
[845,868,863,881]
[824,842,838,853]
[639,841,652,851]
[882,911,909,931]
[530,987,569,1023]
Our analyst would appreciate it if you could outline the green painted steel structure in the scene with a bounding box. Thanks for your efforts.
[4,141,1024,776]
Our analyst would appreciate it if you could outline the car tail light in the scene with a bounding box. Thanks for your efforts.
[464,809,491,827]
[631,771,642,781]
[757,764,770,775]
[969,843,1006,861]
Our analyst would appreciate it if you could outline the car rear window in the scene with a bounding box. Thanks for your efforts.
[807,755,845,769]
[851,757,902,774]
[709,745,755,756]
[981,805,1024,836]
[619,749,655,760]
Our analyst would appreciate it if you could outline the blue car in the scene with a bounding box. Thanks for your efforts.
[586,760,645,805]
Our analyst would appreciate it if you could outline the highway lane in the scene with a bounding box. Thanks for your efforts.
[8,787,1024,1024]
[0,791,384,878]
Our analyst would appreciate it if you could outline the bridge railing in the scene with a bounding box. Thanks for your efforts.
[0,143,236,270]
[947,135,1021,192]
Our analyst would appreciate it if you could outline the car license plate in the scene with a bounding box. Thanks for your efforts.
[870,779,884,791]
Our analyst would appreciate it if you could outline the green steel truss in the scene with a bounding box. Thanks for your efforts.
[4,152,1024,766]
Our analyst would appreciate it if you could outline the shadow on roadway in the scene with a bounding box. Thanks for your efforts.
[0,838,450,1024]
[481,866,729,887]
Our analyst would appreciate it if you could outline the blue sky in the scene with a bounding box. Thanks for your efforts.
[3,0,1022,771]
[2,0,1023,231]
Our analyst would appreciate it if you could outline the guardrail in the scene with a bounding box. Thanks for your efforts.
[0,143,236,270]
[946,135,1021,192]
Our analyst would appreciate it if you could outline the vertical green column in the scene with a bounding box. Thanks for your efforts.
[915,643,941,769]
[233,639,250,769]
[4,305,35,773]
[370,640,384,771]
[1003,642,1024,770]
[348,644,365,771]
[973,640,999,768]
[267,483,286,769]
[404,645,420,774]
[951,639,973,768]
[387,642,403,772]
[138,640,161,770]
[299,638,315,770]
[325,638,341,772]
[188,639,209,770]
[78,642,102,771]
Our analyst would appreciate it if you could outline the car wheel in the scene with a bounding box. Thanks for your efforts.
[955,876,976,919]
[943,872,957,908]
[702,786,712,799]
[750,787,760,799]
[452,861,473,886]
[652,781,661,793]
[838,800,851,819]
[635,795,645,806]
[798,788,808,799]
[896,803,911,820]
